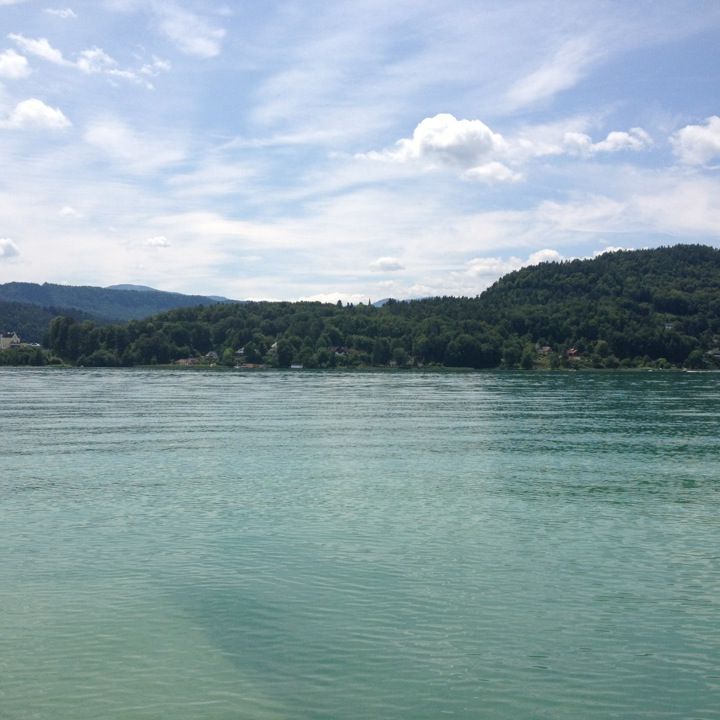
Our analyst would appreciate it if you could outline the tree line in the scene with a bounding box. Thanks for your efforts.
[14,244,720,370]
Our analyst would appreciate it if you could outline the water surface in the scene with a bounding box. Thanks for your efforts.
[1,369,719,719]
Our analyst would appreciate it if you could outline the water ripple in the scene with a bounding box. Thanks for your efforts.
[1,368,719,719]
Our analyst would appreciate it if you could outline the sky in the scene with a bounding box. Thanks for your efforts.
[0,0,719,302]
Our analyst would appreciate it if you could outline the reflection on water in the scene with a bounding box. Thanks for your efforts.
[1,369,719,719]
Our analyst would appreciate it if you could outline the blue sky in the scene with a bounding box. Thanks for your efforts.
[0,0,719,301]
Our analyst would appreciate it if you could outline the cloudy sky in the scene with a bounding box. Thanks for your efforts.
[0,0,719,301]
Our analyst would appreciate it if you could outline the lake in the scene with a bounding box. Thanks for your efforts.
[1,368,719,719]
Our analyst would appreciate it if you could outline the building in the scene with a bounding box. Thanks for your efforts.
[0,332,20,350]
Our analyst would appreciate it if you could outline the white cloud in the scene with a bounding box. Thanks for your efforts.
[463,162,523,184]
[363,113,652,180]
[59,205,82,218]
[361,113,522,183]
[7,33,159,86]
[1,98,71,129]
[534,175,720,238]
[76,47,116,74]
[564,127,652,155]
[0,49,30,79]
[463,256,523,279]
[369,256,404,272]
[372,113,507,168]
[145,235,170,247]
[140,56,171,76]
[84,118,184,172]
[7,34,66,65]
[527,248,564,264]
[462,248,562,281]
[594,128,652,153]
[505,37,599,110]
[44,7,77,19]
[0,238,19,259]
[154,3,225,58]
[671,116,720,165]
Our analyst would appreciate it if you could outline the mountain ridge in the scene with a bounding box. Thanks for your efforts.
[0,281,237,339]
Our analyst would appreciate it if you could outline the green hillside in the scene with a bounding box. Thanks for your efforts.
[477,243,720,367]
[0,282,232,324]
[38,244,720,369]
[0,300,98,343]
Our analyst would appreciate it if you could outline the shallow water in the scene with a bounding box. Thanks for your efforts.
[1,369,719,719]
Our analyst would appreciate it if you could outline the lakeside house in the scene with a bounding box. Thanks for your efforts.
[0,332,21,350]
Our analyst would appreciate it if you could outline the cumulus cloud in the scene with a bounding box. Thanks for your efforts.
[369,256,404,272]
[0,48,30,79]
[154,4,225,58]
[363,114,652,182]
[1,98,71,129]
[145,235,170,247]
[0,238,19,259]
[370,113,507,169]
[84,118,184,172]
[362,113,519,184]
[563,127,652,155]
[44,7,77,19]
[671,116,720,165]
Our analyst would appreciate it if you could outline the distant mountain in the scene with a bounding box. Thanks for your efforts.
[107,284,236,302]
[0,282,236,334]
[106,284,159,292]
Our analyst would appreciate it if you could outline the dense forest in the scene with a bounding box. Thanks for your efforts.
[0,300,98,343]
[6,245,720,370]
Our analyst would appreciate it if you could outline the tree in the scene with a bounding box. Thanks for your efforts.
[276,338,294,368]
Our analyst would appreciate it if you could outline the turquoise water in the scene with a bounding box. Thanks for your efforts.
[1,368,719,719]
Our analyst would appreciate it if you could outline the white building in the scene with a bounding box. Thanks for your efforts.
[0,332,20,350]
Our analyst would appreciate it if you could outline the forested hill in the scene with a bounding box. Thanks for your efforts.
[477,243,720,364]
[0,301,97,343]
[36,244,720,369]
[0,282,233,327]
